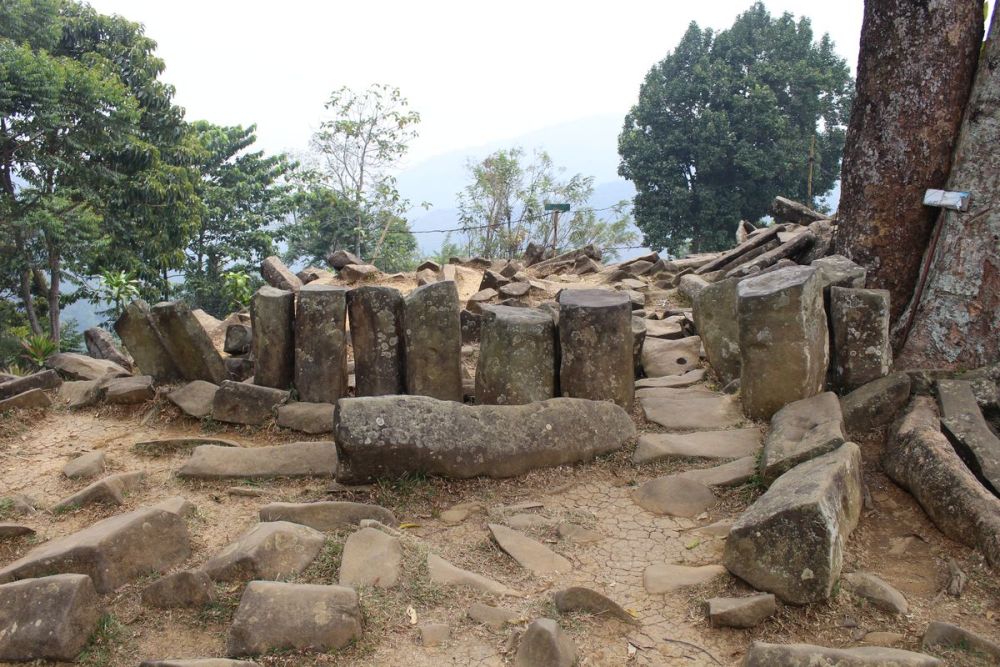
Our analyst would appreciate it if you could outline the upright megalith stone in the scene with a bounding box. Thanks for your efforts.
[403,281,462,401]
[557,289,633,409]
[251,286,294,389]
[692,276,740,385]
[115,299,181,382]
[476,306,557,405]
[724,443,863,605]
[737,266,828,421]
[347,286,405,396]
[294,285,348,403]
[830,287,891,392]
[149,301,227,384]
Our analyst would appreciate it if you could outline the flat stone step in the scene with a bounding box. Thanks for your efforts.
[643,563,727,594]
[640,390,743,431]
[631,476,717,517]
[633,428,761,464]
[177,441,337,479]
[744,642,942,667]
[338,527,402,589]
[635,368,706,389]
[677,457,756,487]
[202,521,325,583]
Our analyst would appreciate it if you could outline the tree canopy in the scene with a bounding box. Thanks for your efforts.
[618,2,853,253]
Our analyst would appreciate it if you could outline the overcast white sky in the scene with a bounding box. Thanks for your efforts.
[86,1,865,166]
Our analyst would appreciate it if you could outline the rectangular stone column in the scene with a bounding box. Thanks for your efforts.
[830,287,891,392]
[294,285,348,403]
[476,305,557,405]
[251,286,294,389]
[347,286,405,396]
[403,281,462,401]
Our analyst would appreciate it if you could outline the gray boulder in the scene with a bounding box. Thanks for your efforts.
[203,521,325,582]
[53,471,144,511]
[250,286,294,389]
[104,375,155,404]
[62,451,106,480]
[477,305,557,405]
[141,570,215,608]
[403,281,463,401]
[760,392,845,485]
[724,443,862,604]
[45,352,130,381]
[168,380,219,419]
[0,388,51,411]
[842,572,907,615]
[335,395,634,483]
[922,621,1000,662]
[224,323,252,355]
[178,441,337,479]
[558,289,634,409]
[211,380,289,425]
[260,255,302,292]
[338,527,402,588]
[327,248,363,270]
[276,401,334,434]
[0,574,101,662]
[552,587,636,624]
[84,326,132,370]
[706,593,775,628]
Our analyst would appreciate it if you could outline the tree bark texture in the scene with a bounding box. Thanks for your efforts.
[898,3,1000,369]
[835,0,983,323]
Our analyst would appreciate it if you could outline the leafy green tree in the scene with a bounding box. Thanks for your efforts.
[457,147,637,259]
[618,2,853,253]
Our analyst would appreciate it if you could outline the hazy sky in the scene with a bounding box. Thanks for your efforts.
[85,1,865,166]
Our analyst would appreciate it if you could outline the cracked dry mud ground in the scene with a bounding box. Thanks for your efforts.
[1,394,998,666]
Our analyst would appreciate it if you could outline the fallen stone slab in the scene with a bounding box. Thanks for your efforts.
[202,521,325,582]
[404,280,463,401]
[211,380,289,426]
[0,523,35,540]
[632,476,717,517]
[259,501,396,531]
[468,603,520,629]
[643,563,727,594]
[260,255,302,292]
[339,263,380,283]
[339,527,402,588]
[63,451,107,480]
[0,388,52,411]
[141,660,260,667]
[45,352,130,381]
[634,368,705,389]
[696,225,784,276]
[149,301,228,384]
[427,554,521,597]
[335,396,634,483]
[743,641,942,666]
[552,587,636,623]
[141,570,215,608]
[276,401,334,434]
[841,373,912,438]
[0,369,61,401]
[842,572,907,615]
[724,443,862,604]
[558,289,634,409]
[133,437,241,456]
[226,581,361,656]
[640,390,743,432]
[0,574,102,662]
[0,506,190,592]
[760,392,845,485]
[53,471,144,512]
[633,428,760,464]
[921,621,1000,662]
[938,379,1000,496]
[57,379,105,408]
[167,380,219,419]
[727,231,816,279]
[104,375,155,404]
[640,335,702,378]
[489,523,571,575]
[178,441,337,479]
[883,397,1000,567]
[516,618,577,667]
[224,323,252,354]
[644,316,686,339]
[115,299,181,382]
[677,457,756,487]
[706,593,776,628]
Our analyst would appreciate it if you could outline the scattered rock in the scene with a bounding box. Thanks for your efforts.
[921,621,1000,662]
[259,501,395,531]
[211,380,289,425]
[0,505,190,593]
[632,476,717,517]
[468,603,520,629]
[744,642,941,666]
[724,443,863,604]
[0,574,102,662]
[335,396,634,482]
[57,380,102,408]
[515,618,577,667]
[427,554,520,597]
[862,632,905,647]
[706,593,776,628]
[84,326,132,370]
[260,255,302,291]
[276,402,334,434]
[841,373,911,438]
[339,527,402,588]
[140,660,260,667]
[643,563,727,594]
[760,392,845,485]
[0,388,52,411]
[842,572,908,615]
[178,441,337,479]
[439,501,481,525]
[677,457,757,487]
[53,471,144,511]
[419,623,450,647]
[328,248,363,270]
[167,380,219,419]
[203,521,325,582]
[552,586,635,623]
[339,263,380,283]
[45,352,130,381]
[133,437,240,455]
[633,428,760,464]
[0,523,35,540]
[62,451,106,480]
[489,523,571,575]
[104,375,155,404]
[141,570,215,608]
[404,281,463,401]
[557,522,603,544]
[0,369,61,401]
[226,581,361,656]
[558,289,634,409]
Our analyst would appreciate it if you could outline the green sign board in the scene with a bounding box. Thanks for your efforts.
[544,203,570,212]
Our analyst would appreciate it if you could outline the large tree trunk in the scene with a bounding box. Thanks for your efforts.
[897,4,1000,369]
[835,0,983,325]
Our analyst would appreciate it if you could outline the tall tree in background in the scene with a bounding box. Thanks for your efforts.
[898,2,999,368]
[309,84,420,264]
[618,2,853,254]
[835,0,983,325]
[456,147,636,259]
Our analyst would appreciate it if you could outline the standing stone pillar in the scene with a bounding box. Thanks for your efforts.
[557,289,634,410]
[737,266,828,421]
[476,306,557,405]
[347,286,405,396]
[830,287,891,392]
[295,285,348,403]
[251,286,294,389]
[149,301,228,384]
[403,281,462,401]
[693,277,741,385]
[114,299,180,382]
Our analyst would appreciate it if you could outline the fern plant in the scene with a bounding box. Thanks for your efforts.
[19,334,58,369]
